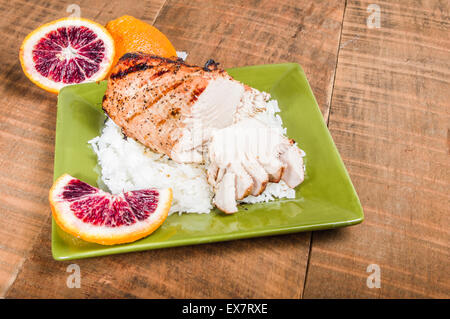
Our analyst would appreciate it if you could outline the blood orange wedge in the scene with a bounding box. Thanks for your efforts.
[49,174,172,245]
[20,18,115,93]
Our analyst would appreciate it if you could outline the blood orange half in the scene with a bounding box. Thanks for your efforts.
[20,18,115,93]
[49,174,172,245]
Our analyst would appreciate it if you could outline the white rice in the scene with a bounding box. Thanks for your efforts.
[89,89,302,215]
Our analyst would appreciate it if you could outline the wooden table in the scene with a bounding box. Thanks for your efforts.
[0,0,448,298]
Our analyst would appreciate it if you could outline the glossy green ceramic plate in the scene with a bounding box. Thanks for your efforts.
[52,63,363,260]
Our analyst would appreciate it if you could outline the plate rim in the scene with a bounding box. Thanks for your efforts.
[51,62,364,260]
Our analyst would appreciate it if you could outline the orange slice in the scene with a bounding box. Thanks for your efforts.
[20,17,115,93]
[49,174,172,245]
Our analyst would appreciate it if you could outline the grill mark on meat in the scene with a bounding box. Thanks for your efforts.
[147,55,191,66]
[189,86,206,103]
[114,54,198,79]
[119,52,142,61]
[150,69,170,80]
[126,80,185,123]
[147,80,184,109]
[110,62,155,79]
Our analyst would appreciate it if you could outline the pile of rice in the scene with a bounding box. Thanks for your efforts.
[88,89,302,215]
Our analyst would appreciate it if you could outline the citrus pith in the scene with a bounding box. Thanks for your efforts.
[20,17,115,93]
[49,174,172,245]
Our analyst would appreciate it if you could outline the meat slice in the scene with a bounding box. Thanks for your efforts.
[102,53,244,163]
[242,156,269,196]
[214,171,238,214]
[261,159,285,183]
[280,145,305,188]
[232,163,253,200]
[207,118,305,213]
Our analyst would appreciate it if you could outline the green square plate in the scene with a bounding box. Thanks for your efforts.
[52,63,363,260]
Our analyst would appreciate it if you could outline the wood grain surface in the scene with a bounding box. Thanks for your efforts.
[303,0,450,298]
[0,0,449,298]
[0,0,167,297]
[2,0,345,298]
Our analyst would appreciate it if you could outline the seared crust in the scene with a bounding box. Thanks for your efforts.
[102,53,227,157]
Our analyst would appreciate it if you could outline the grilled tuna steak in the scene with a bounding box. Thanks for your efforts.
[102,52,245,163]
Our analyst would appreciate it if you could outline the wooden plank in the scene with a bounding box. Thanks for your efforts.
[304,0,450,298]
[0,0,166,297]
[6,221,311,298]
[153,0,346,116]
[5,0,346,298]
